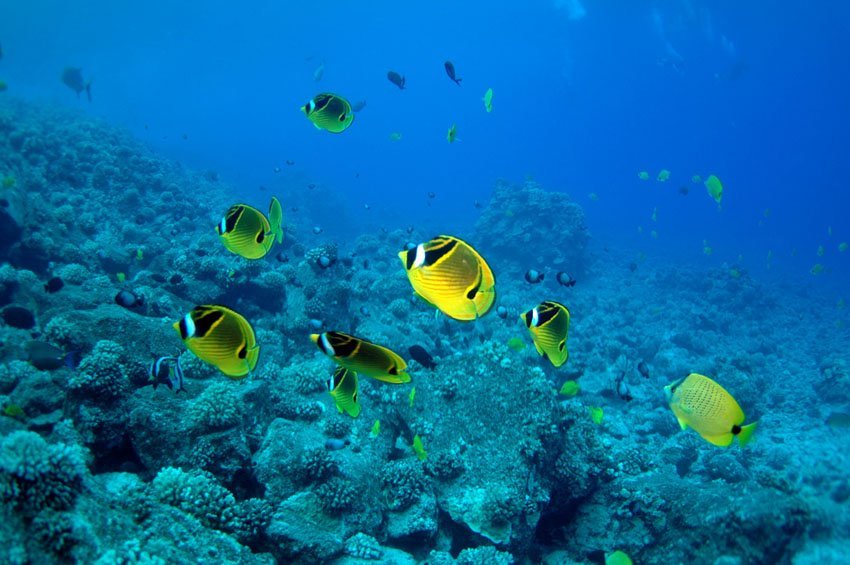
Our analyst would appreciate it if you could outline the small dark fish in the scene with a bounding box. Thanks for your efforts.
[285,160,295,166]
[474,200,483,209]
[406,226,414,235]
[443,61,462,86]
[496,306,508,319]
[387,70,406,90]
[324,438,351,451]
[524,269,545,284]
[307,183,316,190]
[181,133,189,140]
[317,255,333,268]
[351,99,367,113]
[678,186,689,196]
[628,262,638,273]
[276,252,289,263]
[25,341,77,371]
[148,354,187,393]
[150,273,168,283]
[637,361,650,379]
[614,371,633,402]
[408,345,436,369]
[2,305,35,329]
[44,277,64,293]
[556,272,576,287]
[114,289,143,309]
[359,306,370,316]
[427,191,436,199]
[169,274,183,285]
[291,206,299,213]
[258,185,267,192]
[826,412,850,428]
[61,67,91,102]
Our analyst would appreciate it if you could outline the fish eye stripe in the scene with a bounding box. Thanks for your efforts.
[329,333,359,357]
[535,305,560,326]
[523,310,534,327]
[314,95,330,111]
[225,206,243,233]
[423,238,458,266]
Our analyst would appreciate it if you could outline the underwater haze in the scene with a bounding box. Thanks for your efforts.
[1,0,849,563]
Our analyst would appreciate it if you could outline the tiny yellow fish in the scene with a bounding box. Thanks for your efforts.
[389,132,402,141]
[691,174,702,184]
[589,406,604,425]
[371,419,381,437]
[447,124,457,143]
[606,550,633,565]
[817,245,825,257]
[651,207,657,222]
[657,169,670,182]
[704,174,723,205]
[116,272,126,283]
[412,434,427,461]
[729,268,741,278]
[2,404,25,419]
[409,387,416,408]
[559,380,580,397]
[839,242,848,252]
[637,171,649,181]
[1,175,16,188]
[507,337,526,352]
[651,230,658,240]
[811,263,824,275]
[837,298,845,309]
[135,248,144,261]
[588,192,599,201]
[703,239,713,255]
[482,88,493,112]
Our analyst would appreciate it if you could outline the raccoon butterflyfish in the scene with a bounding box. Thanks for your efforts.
[301,93,354,133]
[704,174,723,204]
[664,373,757,447]
[216,197,283,260]
[327,366,360,418]
[311,331,410,384]
[657,169,671,182]
[398,235,496,321]
[637,171,649,181]
[174,305,259,379]
[520,301,571,368]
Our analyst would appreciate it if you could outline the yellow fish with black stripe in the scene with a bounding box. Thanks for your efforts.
[174,305,259,379]
[216,197,283,260]
[327,366,360,418]
[520,301,570,367]
[302,93,354,133]
[311,331,410,384]
[398,235,496,321]
[664,373,757,447]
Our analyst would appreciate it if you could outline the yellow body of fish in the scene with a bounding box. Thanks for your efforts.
[174,305,259,378]
[302,93,354,133]
[216,197,283,259]
[311,331,410,383]
[664,373,757,447]
[483,88,493,112]
[327,366,360,418]
[398,235,496,321]
[413,434,427,461]
[520,301,570,367]
[559,380,580,397]
[704,174,723,204]
[657,169,670,182]
[638,171,649,181]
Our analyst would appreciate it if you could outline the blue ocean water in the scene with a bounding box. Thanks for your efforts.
[1,1,850,563]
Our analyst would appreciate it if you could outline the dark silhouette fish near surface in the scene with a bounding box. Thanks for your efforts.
[61,66,92,101]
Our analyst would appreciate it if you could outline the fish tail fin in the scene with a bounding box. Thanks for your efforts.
[269,196,284,244]
[736,422,758,446]
[455,78,462,86]
[63,351,79,370]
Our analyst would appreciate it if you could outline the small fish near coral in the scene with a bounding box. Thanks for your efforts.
[519,301,571,367]
[311,331,410,384]
[664,373,757,447]
[327,366,361,418]
[216,197,283,260]
[148,354,187,393]
[174,305,259,379]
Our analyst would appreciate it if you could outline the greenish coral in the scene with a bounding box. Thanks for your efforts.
[69,340,128,399]
[295,448,338,484]
[150,467,241,533]
[315,478,356,515]
[188,382,243,432]
[381,459,428,510]
[456,545,514,565]
[0,431,87,516]
[344,532,383,560]
[31,509,77,556]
